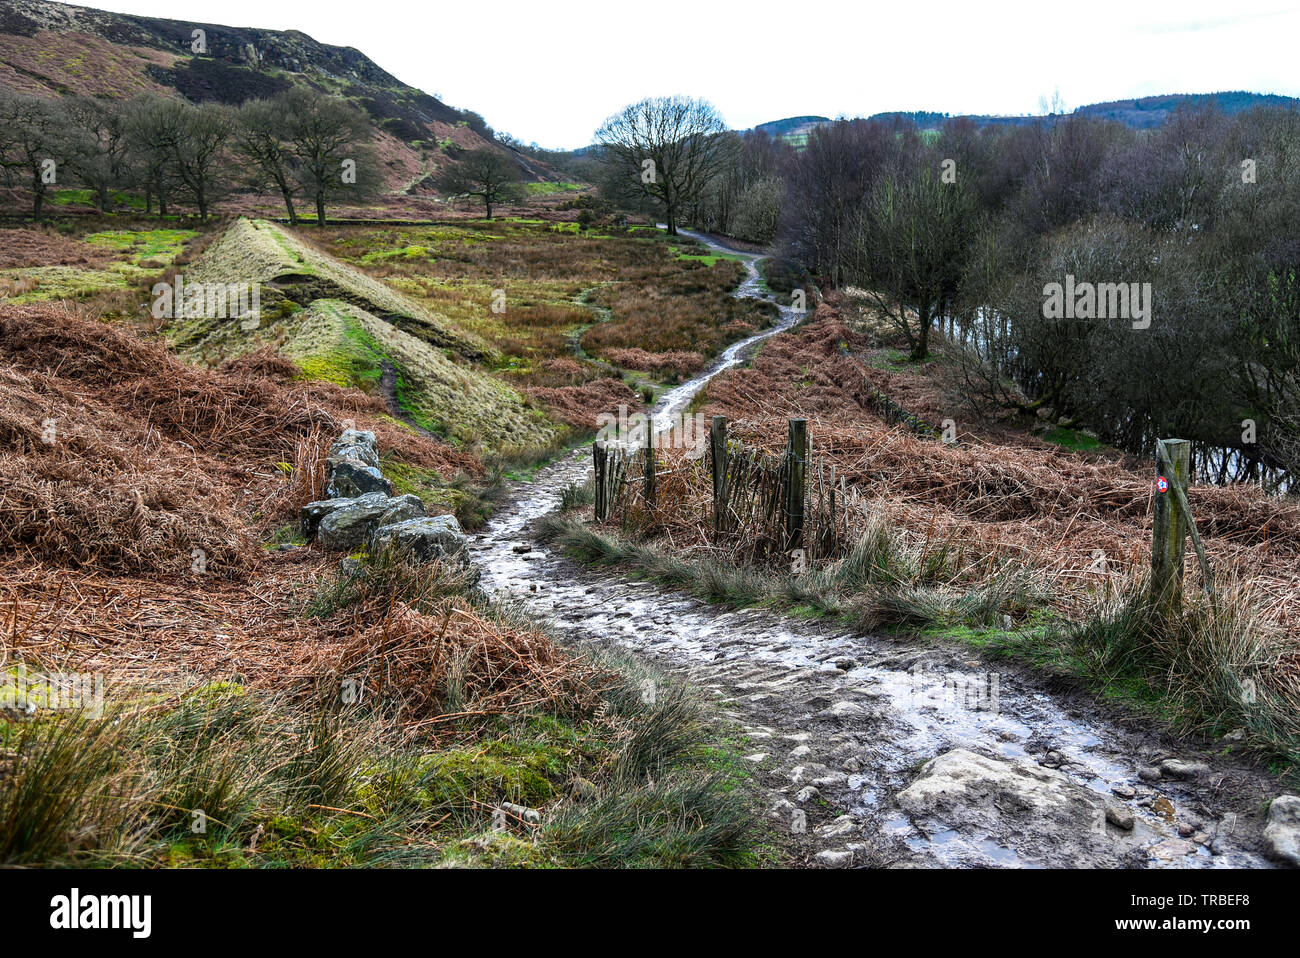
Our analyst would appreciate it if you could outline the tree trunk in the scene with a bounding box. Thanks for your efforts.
[912,305,932,361]
[485,197,493,220]
[277,176,297,225]
[316,192,326,227]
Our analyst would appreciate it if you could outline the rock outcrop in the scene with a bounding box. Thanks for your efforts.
[1264,795,1300,867]
[897,748,1141,867]
[301,431,474,575]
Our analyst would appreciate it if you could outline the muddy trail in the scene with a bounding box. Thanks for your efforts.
[471,230,1281,869]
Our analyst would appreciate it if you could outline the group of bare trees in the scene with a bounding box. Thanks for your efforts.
[779,107,1300,485]
[589,92,1299,484]
[0,86,379,224]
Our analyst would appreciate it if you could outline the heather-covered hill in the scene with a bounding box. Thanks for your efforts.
[0,0,570,194]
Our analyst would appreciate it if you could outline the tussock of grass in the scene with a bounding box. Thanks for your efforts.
[539,507,1040,631]
[1069,573,1300,772]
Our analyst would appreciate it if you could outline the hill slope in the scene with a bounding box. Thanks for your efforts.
[0,0,571,194]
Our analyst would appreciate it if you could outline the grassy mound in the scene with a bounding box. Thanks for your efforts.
[174,218,497,363]
[167,219,556,449]
[287,300,555,448]
[171,293,555,449]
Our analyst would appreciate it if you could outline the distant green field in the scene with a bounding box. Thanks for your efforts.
[524,182,583,196]
[667,244,747,267]
[52,188,145,210]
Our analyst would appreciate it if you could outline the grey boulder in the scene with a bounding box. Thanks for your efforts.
[329,429,380,468]
[317,492,402,552]
[326,457,393,499]
[378,493,426,527]
[1264,795,1300,866]
[896,748,1139,867]
[369,514,475,575]
[301,496,357,539]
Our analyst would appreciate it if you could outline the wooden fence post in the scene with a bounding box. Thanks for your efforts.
[644,415,656,509]
[710,415,728,533]
[785,418,807,552]
[593,441,607,521]
[1151,438,1191,616]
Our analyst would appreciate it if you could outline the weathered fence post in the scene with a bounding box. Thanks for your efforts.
[643,415,656,509]
[785,418,807,552]
[1151,438,1191,616]
[710,415,728,533]
[593,441,607,521]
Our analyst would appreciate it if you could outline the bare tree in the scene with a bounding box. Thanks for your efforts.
[850,160,978,360]
[594,95,731,235]
[433,148,522,220]
[0,90,66,219]
[124,94,180,216]
[62,97,132,214]
[283,87,379,227]
[136,98,233,221]
[236,96,302,224]
[781,119,890,286]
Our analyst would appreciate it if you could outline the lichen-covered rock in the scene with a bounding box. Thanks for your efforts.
[317,492,402,551]
[1264,795,1300,866]
[325,456,393,499]
[329,429,380,469]
[369,514,475,578]
[378,494,426,528]
[301,495,367,538]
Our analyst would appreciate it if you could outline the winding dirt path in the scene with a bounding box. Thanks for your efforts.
[471,231,1281,869]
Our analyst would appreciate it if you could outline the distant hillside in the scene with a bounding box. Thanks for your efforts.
[752,115,829,146]
[750,92,1300,144]
[0,0,565,191]
[1071,92,1300,129]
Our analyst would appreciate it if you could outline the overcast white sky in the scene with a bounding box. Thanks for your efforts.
[78,0,1300,149]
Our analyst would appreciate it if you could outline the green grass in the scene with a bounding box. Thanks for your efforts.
[667,244,747,267]
[51,188,145,210]
[523,182,583,196]
[1043,426,1103,451]
[0,265,127,301]
[84,228,196,265]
